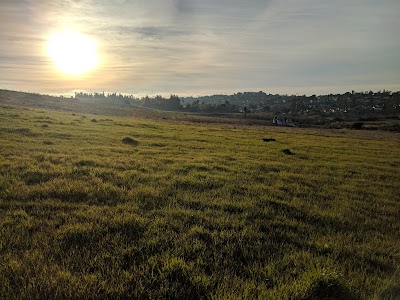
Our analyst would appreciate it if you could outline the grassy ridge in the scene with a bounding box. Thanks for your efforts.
[0,106,399,299]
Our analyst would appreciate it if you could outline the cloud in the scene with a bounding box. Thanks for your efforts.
[174,0,270,18]
[1,0,399,95]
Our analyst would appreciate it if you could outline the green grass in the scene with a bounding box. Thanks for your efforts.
[0,105,399,299]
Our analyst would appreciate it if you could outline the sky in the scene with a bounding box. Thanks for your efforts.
[1,0,399,97]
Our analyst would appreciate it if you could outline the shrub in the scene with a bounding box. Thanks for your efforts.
[351,122,364,130]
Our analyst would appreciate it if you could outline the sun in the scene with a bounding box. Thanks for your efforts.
[47,30,98,76]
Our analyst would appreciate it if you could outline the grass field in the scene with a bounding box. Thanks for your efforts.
[0,104,399,299]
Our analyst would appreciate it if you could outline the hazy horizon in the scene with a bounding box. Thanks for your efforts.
[1,0,400,97]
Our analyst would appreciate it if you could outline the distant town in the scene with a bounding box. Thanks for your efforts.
[73,90,400,116]
[1,87,398,131]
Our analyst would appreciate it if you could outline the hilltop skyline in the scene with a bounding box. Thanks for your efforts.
[1,0,400,97]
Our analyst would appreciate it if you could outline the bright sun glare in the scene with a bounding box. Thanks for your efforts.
[47,30,98,76]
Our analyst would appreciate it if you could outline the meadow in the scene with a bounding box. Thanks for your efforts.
[0,105,399,299]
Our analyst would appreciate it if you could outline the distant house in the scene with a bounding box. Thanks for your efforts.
[273,116,286,125]
[272,116,296,126]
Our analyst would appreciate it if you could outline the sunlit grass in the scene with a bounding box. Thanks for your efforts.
[0,106,399,299]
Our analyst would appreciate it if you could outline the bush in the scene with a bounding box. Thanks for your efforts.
[351,122,364,130]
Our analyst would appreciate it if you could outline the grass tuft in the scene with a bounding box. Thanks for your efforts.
[263,138,277,142]
[122,137,139,146]
[282,148,295,155]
